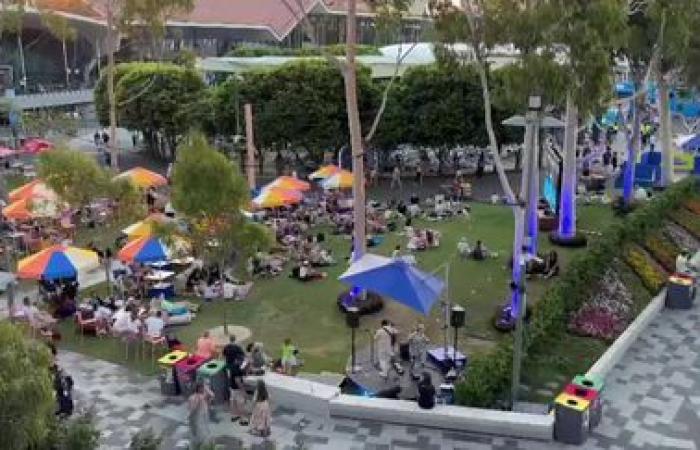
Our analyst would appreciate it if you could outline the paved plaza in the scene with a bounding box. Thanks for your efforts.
[59,298,700,450]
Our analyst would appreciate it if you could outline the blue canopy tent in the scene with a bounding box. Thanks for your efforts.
[339,254,445,315]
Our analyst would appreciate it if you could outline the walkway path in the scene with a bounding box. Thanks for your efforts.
[59,294,700,450]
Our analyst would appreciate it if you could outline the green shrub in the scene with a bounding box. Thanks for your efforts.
[623,245,667,293]
[455,178,699,407]
[670,208,700,239]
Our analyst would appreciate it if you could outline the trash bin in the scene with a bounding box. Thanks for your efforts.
[175,354,210,396]
[564,384,601,429]
[157,350,188,396]
[197,359,229,404]
[665,274,695,309]
[571,374,605,428]
[554,393,590,445]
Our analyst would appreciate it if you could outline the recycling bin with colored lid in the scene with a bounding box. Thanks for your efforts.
[197,359,229,404]
[572,374,604,393]
[564,383,602,429]
[157,350,189,396]
[176,355,210,396]
[554,393,590,445]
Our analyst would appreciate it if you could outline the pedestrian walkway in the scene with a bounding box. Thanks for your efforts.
[58,293,700,450]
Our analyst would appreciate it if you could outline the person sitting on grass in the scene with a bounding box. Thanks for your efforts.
[543,250,560,279]
[297,260,326,281]
[457,238,471,259]
[471,240,489,261]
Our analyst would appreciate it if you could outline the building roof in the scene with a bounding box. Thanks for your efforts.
[31,0,427,41]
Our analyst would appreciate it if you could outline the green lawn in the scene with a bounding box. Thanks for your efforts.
[57,202,620,375]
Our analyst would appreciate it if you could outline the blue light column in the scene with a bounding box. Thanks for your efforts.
[622,102,639,205]
[557,96,578,239]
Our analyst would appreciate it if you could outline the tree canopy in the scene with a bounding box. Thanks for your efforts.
[0,322,54,450]
[38,148,111,208]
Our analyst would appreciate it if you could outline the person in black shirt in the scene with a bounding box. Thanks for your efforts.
[222,335,245,372]
[417,372,436,409]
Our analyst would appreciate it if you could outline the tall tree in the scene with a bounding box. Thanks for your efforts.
[170,134,272,314]
[41,11,77,87]
[0,0,26,90]
[549,0,627,242]
[102,0,195,170]
[38,148,111,209]
[0,322,55,450]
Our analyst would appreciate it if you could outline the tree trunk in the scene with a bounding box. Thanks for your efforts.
[17,32,26,91]
[345,0,367,262]
[106,0,119,171]
[62,38,70,87]
[557,92,578,239]
[657,73,673,186]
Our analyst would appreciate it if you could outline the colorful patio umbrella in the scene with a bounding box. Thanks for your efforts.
[118,236,169,263]
[321,170,354,190]
[121,213,172,240]
[3,197,59,221]
[17,245,99,280]
[22,138,53,154]
[265,176,311,191]
[339,253,445,315]
[114,167,167,188]
[9,179,57,203]
[308,165,340,180]
[252,187,302,209]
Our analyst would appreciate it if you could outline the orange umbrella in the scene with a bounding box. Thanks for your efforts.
[3,197,59,221]
[114,167,167,188]
[321,170,354,189]
[252,187,302,208]
[309,165,341,180]
[266,176,310,192]
[9,179,56,203]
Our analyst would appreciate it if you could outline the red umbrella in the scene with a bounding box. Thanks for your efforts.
[22,138,53,154]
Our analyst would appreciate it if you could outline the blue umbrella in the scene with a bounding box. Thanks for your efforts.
[339,254,445,315]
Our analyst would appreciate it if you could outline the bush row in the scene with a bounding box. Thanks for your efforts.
[623,245,668,293]
[455,178,700,407]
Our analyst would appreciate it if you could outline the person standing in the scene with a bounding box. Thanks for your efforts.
[391,165,402,190]
[280,338,298,375]
[476,151,485,178]
[374,320,396,379]
[417,372,436,409]
[415,163,423,186]
[408,323,429,378]
[188,382,214,449]
[93,131,101,147]
[249,380,271,437]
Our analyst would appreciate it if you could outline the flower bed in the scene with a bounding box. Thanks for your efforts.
[643,232,680,273]
[568,268,633,341]
[623,245,667,293]
[663,222,700,252]
[669,208,700,240]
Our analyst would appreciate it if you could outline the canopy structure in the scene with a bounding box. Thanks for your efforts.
[114,167,167,188]
[121,213,173,240]
[265,176,310,192]
[17,245,99,280]
[3,197,59,221]
[9,180,57,203]
[252,187,302,208]
[22,138,53,154]
[309,165,340,180]
[321,170,353,190]
[339,253,445,315]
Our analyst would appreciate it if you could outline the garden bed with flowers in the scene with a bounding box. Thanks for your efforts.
[456,178,700,407]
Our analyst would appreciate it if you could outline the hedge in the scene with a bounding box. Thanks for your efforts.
[623,245,667,293]
[455,177,700,407]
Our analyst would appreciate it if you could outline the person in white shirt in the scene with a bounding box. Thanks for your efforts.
[144,310,165,337]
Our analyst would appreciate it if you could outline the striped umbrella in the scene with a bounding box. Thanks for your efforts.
[114,167,167,188]
[118,236,169,263]
[3,197,60,221]
[252,187,302,209]
[17,245,99,280]
[308,165,340,180]
[121,213,173,240]
[321,170,354,190]
[9,179,57,203]
[265,176,311,192]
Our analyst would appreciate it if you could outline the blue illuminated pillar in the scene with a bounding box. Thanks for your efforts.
[622,101,640,205]
[557,94,578,239]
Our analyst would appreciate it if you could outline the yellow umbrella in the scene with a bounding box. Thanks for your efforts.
[121,213,172,240]
[252,188,302,209]
[321,170,354,189]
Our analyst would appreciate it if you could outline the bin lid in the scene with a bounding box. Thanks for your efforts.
[572,374,604,392]
[197,359,226,376]
[157,350,189,366]
[176,354,209,369]
[555,393,590,412]
[563,384,598,401]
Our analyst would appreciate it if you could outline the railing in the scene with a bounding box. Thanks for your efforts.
[9,89,94,110]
